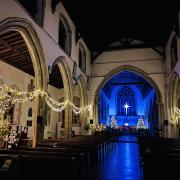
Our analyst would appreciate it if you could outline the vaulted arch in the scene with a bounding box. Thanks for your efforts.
[77,74,88,107]
[0,17,48,90]
[52,56,73,102]
[51,56,73,137]
[0,17,48,147]
[94,65,163,128]
[169,72,180,125]
[76,74,88,134]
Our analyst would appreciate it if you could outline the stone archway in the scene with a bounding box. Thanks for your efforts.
[0,17,48,89]
[169,72,180,137]
[169,72,180,116]
[93,65,163,129]
[0,17,48,147]
[76,74,88,134]
[52,56,73,137]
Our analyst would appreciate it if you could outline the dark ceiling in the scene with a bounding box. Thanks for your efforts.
[54,0,179,52]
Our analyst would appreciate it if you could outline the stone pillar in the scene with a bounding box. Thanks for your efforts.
[32,96,39,148]
[164,85,170,137]
[32,95,46,147]
[158,102,164,128]
[37,97,46,143]
[80,109,87,135]
[64,104,72,138]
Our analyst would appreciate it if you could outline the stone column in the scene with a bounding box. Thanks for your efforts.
[37,96,46,143]
[64,104,72,138]
[157,101,164,128]
[32,96,39,148]
[80,108,87,135]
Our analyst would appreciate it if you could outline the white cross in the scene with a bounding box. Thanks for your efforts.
[122,102,131,115]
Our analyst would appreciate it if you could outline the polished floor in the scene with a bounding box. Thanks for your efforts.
[89,135,143,180]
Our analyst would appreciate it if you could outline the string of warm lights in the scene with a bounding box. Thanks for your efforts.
[174,107,180,116]
[45,98,66,112]
[0,77,92,114]
[0,113,10,137]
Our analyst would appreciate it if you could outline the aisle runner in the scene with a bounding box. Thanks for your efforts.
[90,135,143,180]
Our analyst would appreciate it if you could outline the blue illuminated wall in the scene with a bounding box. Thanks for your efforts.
[98,71,158,132]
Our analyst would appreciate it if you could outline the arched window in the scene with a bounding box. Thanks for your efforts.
[170,36,177,70]
[58,16,72,56]
[28,108,33,117]
[117,86,136,115]
[18,0,44,26]
[79,44,86,73]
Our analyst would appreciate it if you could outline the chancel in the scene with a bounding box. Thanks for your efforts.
[98,71,158,134]
[0,1,180,180]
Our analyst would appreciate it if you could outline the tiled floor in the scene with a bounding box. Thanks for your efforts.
[89,135,143,180]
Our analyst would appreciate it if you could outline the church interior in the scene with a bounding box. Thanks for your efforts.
[0,0,180,179]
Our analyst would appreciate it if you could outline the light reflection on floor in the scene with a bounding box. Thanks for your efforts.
[89,135,143,180]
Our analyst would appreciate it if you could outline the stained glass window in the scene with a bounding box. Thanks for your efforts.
[117,86,136,115]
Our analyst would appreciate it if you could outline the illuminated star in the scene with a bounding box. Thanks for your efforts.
[123,102,131,115]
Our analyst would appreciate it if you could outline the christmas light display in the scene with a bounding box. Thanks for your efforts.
[0,113,11,137]
[137,116,146,129]
[174,107,180,116]
[0,76,91,115]
[0,75,94,138]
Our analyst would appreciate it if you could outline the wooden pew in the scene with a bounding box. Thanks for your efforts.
[0,148,87,179]
[138,136,180,180]
[0,153,78,180]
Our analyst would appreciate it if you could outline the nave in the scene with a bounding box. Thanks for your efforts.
[89,135,143,180]
[1,129,180,179]
[0,1,180,180]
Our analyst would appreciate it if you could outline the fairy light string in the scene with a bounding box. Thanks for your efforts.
[174,107,180,116]
[0,77,91,114]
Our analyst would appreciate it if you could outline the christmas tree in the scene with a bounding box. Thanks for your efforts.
[0,76,11,137]
[0,113,10,137]
[137,116,146,129]
[110,116,117,128]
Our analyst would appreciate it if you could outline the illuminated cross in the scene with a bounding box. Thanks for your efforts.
[122,102,131,115]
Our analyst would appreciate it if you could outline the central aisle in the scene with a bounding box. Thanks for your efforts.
[89,135,143,180]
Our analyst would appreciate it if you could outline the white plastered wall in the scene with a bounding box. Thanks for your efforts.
[0,60,34,138]
[90,48,166,124]
[0,60,66,139]
[0,0,91,85]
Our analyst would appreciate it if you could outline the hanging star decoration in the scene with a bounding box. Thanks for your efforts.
[122,102,131,115]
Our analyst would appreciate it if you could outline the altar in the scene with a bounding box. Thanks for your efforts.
[115,115,139,126]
